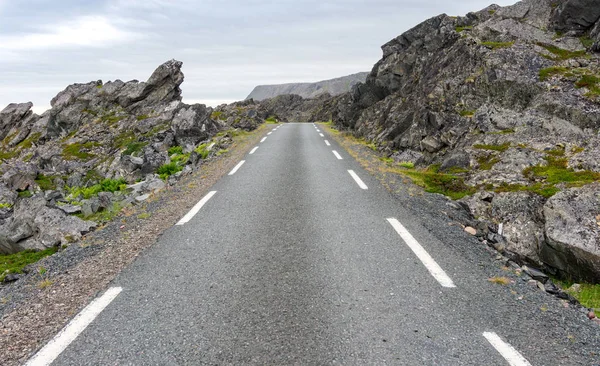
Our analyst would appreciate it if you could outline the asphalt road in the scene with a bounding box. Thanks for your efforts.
[33,123,597,365]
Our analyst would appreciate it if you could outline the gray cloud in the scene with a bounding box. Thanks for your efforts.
[0,0,518,113]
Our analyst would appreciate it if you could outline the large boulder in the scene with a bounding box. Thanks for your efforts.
[551,0,600,35]
[0,196,96,253]
[0,102,39,142]
[1,162,37,191]
[171,104,219,147]
[541,183,600,283]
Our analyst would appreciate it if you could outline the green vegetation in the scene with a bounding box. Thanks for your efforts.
[170,152,190,165]
[0,247,58,282]
[489,128,515,135]
[122,141,146,156]
[0,203,13,209]
[537,43,587,61]
[473,142,511,152]
[62,142,100,161]
[399,161,415,169]
[404,164,475,200]
[76,202,123,223]
[35,174,57,191]
[579,36,595,49]
[493,182,560,198]
[17,132,41,149]
[575,74,600,88]
[211,111,224,120]
[99,111,127,125]
[168,146,183,155]
[0,150,19,161]
[136,114,150,121]
[195,143,211,159]
[488,9,496,15]
[137,212,151,219]
[18,191,33,198]
[459,109,477,117]
[67,178,127,200]
[555,279,600,312]
[216,149,228,156]
[481,41,514,50]
[523,155,600,186]
[455,25,473,32]
[157,162,182,180]
[477,155,501,170]
[265,116,278,124]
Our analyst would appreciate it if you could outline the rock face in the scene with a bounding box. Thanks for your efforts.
[246,72,368,101]
[322,0,600,282]
[542,183,600,282]
[0,60,247,254]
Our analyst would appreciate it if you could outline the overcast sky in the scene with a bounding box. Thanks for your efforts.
[0,0,517,113]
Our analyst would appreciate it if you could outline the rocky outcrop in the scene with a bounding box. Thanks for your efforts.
[246,72,368,101]
[0,60,249,254]
[542,183,600,282]
[328,0,600,282]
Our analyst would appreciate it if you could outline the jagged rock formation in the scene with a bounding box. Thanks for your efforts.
[327,0,600,282]
[246,72,368,101]
[0,60,242,255]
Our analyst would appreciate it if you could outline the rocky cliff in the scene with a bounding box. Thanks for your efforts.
[0,60,245,256]
[246,72,368,101]
[326,0,600,283]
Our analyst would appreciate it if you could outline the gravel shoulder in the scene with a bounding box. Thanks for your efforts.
[0,123,275,366]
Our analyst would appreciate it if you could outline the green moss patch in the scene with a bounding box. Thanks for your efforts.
[524,156,600,186]
[481,41,514,50]
[539,66,569,81]
[477,155,501,170]
[473,143,511,152]
[493,182,560,198]
[35,174,57,191]
[455,26,473,32]
[404,165,476,200]
[0,247,58,282]
[537,43,587,61]
[62,142,100,161]
[68,178,127,200]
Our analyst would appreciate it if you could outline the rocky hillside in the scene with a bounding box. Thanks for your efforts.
[323,0,600,283]
[246,72,368,101]
[0,60,251,257]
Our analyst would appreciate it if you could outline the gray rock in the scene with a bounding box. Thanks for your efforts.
[0,197,95,253]
[551,0,600,35]
[522,265,549,283]
[171,104,219,146]
[81,198,100,217]
[57,204,82,215]
[97,192,114,209]
[541,183,600,282]
[441,151,470,171]
[135,193,150,202]
[2,163,37,191]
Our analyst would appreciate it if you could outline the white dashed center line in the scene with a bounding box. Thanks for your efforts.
[348,170,368,190]
[228,160,245,175]
[316,129,320,132]
[177,191,217,225]
[267,132,272,135]
[25,287,123,366]
[249,146,259,154]
[483,332,532,366]
[325,140,331,146]
[332,150,343,160]
[319,133,324,137]
[386,218,456,288]
[260,137,267,143]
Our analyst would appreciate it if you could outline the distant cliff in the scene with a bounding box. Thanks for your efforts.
[246,72,368,101]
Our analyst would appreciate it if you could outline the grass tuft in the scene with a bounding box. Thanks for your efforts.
[488,276,511,285]
[473,143,511,152]
[0,247,58,282]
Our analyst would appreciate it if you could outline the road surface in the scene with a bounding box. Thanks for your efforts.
[27,123,597,365]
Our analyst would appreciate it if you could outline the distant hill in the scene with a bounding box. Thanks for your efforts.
[246,72,369,101]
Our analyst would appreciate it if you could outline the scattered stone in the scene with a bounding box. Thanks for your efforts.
[135,194,151,202]
[522,266,549,284]
[588,311,596,320]
[464,226,477,235]
[57,204,82,215]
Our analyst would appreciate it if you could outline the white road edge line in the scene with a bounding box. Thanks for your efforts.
[260,137,267,143]
[25,287,123,366]
[483,332,532,366]
[332,150,343,160]
[325,140,331,146]
[267,132,272,135]
[176,191,217,225]
[319,133,324,137]
[386,218,456,288]
[228,160,246,176]
[249,146,259,155]
[348,170,368,190]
